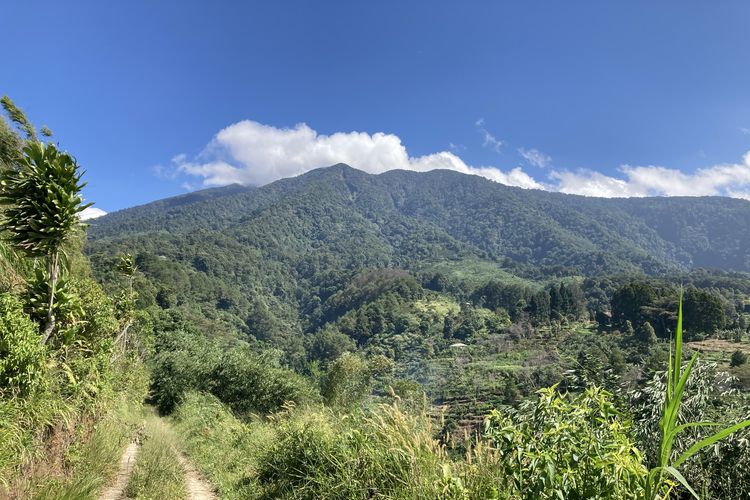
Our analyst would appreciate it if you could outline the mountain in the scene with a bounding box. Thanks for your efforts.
[90,164,750,274]
[85,164,750,356]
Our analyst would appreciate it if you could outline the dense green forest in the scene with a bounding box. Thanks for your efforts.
[3,97,750,498]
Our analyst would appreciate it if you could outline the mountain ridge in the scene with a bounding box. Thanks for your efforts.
[90,163,750,275]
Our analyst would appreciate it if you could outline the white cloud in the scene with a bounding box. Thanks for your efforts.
[80,206,107,220]
[550,152,750,198]
[170,120,542,189]
[164,118,750,201]
[475,118,503,153]
[518,147,551,168]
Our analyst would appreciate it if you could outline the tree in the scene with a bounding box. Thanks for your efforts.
[636,321,657,345]
[683,287,726,338]
[113,253,139,355]
[0,142,91,343]
[611,282,657,328]
[623,319,636,338]
[730,350,748,368]
[307,325,355,364]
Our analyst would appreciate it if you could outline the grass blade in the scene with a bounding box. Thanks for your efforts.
[664,466,698,499]
[673,419,750,469]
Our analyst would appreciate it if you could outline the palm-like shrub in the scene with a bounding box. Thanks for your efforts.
[0,142,91,343]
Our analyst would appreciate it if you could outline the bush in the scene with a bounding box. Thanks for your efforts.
[256,403,449,499]
[151,347,215,414]
[730,350,748,368]
[321,352,371,408]
[211,346,319,415]
[172,392,270,499]
[0,293,46,393]
[484,386,646,499]
[732,364,750,391]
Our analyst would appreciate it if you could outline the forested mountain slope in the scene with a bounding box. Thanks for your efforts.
[84,166,750,500]
[90,163,750,275]
[85,164,750,363]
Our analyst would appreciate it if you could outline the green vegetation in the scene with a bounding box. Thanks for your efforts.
[125,411,187,499]
[27,399,143,500]
[172,392,274,499]
[3,95,750,498]
[643,295,750,498]
[0,141,91,342]
[0,97,149,498]
[484,386,646,499]
[82,157,750,498]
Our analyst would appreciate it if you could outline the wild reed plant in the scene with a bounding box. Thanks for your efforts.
[643,291,750,499]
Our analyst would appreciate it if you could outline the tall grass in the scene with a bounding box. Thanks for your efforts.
[0,240,29,292]
[125,410,187,499]
[172,392,485,499]
[23,398,142,499]
[644,291,750,499]
[172,392,269,499]
[0,357,148,497]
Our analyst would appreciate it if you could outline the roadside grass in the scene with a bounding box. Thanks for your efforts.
[26,398,142,500]
[171,392,268,499]
[1,358,148,499]
[125,409,187,500]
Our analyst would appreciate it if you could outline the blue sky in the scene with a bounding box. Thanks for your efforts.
[4,1,750,215]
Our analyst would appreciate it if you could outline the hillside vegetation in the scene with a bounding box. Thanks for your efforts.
[85,163,750,497]
[2,96,750,498]
[0,97,149,498]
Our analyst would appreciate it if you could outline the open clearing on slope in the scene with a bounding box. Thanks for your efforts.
[688,339,750,355]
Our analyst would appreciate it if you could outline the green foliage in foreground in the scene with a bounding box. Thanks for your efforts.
[27,396,144,500]
[0,97,152,498]
[484,386,646,499]
[171,389,643,499]
[644,294,750,499]
[0,141,92,342]
[172,392,270,499]
[0,293,46,393]
[163,294,750,500]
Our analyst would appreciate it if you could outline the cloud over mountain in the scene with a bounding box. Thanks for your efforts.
[168,120,542,190]
[166,119,750,200]
[80,206,107,220]
[553,153,750,199]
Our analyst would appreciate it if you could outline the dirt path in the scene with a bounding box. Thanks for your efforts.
[98,415,216,500]
[177,454,218,500]
[98,442,139,500]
